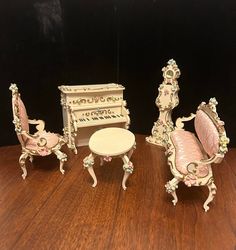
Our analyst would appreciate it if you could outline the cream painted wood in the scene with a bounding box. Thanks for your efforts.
[165,98,230,212]
[83,127,136,190]
[146,59,180,148]
[9,83,67,179]
[58,83,130,153]
[89,127,135,156]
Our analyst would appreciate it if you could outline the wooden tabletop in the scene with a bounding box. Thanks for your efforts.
[89,127,135,156]
[0,134,235,250]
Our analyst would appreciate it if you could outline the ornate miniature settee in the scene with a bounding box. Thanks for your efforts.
[9,84,67,179]
[165,98,229,211]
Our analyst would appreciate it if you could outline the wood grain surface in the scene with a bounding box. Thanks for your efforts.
[0,135,235,250]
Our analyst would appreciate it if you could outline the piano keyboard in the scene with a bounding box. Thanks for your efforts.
[59,83,130,148]
[77,114,126,128]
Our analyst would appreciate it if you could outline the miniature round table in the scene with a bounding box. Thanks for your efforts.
[83,127,136,190]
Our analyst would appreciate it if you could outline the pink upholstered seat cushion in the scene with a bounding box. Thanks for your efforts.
[26,131,60,156]
[170,130,209,177]
[194,110,219,156]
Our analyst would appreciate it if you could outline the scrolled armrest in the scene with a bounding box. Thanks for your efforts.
[175,113,196,129]
[186,154,224,174]
[28,119,45,133]
[20,130,40,140]
[36,137,48,147]
[192,154,223,165]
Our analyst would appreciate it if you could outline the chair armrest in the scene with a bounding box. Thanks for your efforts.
[20,130,40,140]
[28,119,45,133]
[21,130,49,148]
[175,113,196,129]
[186,154,224,173]
[194,154,224,165]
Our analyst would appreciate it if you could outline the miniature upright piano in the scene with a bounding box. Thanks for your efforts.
[58,83,130,153]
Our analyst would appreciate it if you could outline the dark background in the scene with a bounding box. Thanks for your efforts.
[0,0,235,147]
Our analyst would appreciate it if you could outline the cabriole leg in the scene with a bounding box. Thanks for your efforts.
[19,152,29,179]
[54,149,67,175]
[165,177,180,206]
[127,143,136,160]
[121,155,134,190]
[203,180,217,212]
[83,153,97,187]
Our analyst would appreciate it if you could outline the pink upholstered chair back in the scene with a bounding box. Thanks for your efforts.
[12,94,29,145]
[194,110,219,157]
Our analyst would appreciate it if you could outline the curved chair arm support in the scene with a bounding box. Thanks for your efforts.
[21,130,40,140]
[21,131,48,148]
[175,113,196,129]
[193,154,224,165]
[186,154,224,174]
[28,119,45,133]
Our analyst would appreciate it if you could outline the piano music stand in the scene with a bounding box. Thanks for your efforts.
[83,127,136,190]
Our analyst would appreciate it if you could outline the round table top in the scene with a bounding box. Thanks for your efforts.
[89,127,135,156]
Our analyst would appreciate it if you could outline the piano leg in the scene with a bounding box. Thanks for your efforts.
[122,155,134,190]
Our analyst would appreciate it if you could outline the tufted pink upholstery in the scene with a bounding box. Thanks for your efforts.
[171,130,209,177]
[194,110,219,156]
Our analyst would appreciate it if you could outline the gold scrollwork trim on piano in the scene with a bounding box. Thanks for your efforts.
[71,96,122,105]
[72,98,86,105]
[85,109,113,117]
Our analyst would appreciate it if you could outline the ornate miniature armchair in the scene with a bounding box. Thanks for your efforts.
[165,98,229,211]
[9,83,67,179]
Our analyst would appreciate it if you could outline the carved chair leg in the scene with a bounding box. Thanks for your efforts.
[165,177,180,206]
[121,155,134,190]
[83,153,97,187]
[203,180,217,212]
[19,152,29,179]
[53,149,67,175]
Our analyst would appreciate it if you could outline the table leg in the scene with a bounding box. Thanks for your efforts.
[83,153,97,187]
[127,143,136,160]
[121,155,134,190]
